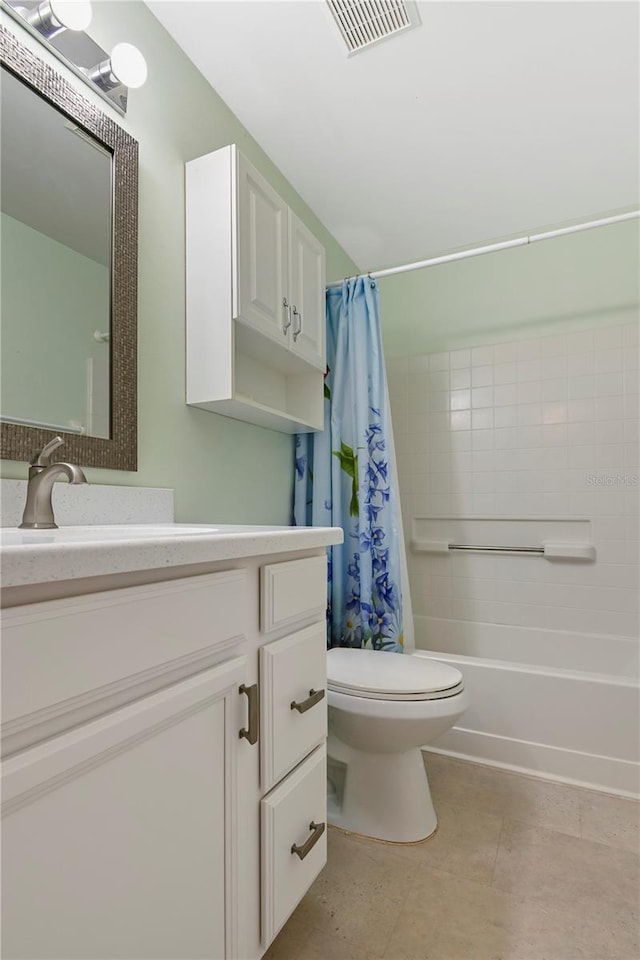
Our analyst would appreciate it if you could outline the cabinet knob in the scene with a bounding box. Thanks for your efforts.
[292,305,302,342]
[239,682,259,745]
[290,688,325,714]
[291,821,325,860]
[282,298,292,335]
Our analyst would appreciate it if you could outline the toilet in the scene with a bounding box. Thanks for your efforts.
[326,648,468,843]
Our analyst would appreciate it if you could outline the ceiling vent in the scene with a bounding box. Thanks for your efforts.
[326,0,421,55]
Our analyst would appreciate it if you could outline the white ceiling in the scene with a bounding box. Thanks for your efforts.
[148,1,639,273]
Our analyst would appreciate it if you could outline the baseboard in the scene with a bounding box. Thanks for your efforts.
[426,726,640,799]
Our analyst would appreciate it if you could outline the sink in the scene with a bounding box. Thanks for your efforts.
[0,523,286,546]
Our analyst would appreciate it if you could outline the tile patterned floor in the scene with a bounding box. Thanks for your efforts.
[263,753,640,960]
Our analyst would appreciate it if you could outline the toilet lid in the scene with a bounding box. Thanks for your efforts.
[327,648,464,701]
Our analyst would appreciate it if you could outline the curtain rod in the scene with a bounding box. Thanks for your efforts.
[326,210,640,289]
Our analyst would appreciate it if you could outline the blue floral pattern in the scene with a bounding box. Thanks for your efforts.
[293,277,403,653]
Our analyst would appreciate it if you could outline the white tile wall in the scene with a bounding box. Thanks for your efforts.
[387,322,640,643]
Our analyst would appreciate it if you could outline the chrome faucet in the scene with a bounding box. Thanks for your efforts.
[19,437,87,529]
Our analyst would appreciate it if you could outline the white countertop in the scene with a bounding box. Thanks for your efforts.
[0,523,343,588]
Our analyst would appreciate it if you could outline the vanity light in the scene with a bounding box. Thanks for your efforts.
[25,0,92,39]
[87,42,147,91]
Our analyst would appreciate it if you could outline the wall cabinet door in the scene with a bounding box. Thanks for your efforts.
[236,152,288,345]
[1,657,248,960]
[288,210,326,371]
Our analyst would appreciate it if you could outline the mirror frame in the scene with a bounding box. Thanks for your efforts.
[0,26,138,471]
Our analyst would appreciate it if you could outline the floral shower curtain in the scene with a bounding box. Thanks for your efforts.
[294,277,404,652]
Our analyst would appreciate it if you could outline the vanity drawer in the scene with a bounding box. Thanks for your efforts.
[260,555,327,633]
[1,570,246,753]
[261,744,327,947]
[260,622,327,791]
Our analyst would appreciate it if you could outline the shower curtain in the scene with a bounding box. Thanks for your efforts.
[294,277,406,652]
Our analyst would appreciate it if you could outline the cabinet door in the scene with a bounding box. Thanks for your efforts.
[288,210,326,371]
[236,152,288,345]
[1,657,248,960]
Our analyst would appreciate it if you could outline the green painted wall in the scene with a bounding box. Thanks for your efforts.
[380,219,639,357]
[1,213,110,435]
[1,1,357,524]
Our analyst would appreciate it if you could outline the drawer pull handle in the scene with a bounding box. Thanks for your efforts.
[290,688,325,714]
[291,821,325,860]
[292,305,302,342]
[282,298,292,334]
[239,683,259,745]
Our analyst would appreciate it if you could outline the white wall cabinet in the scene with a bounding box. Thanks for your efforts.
[186,145,326,433]
[1,550,329,960]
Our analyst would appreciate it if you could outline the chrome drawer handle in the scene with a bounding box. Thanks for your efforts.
[290,688,325,714]
[239,682,259,745]
[291,821,325,860]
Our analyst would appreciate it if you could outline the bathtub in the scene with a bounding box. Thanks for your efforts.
[415,615,640,798]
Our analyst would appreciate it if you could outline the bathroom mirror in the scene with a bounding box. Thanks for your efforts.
[0,26,138,470]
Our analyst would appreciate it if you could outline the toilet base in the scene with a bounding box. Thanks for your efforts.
[327,731,437,843]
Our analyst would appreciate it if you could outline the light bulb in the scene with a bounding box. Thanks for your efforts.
[27,0,92,37]
[49,0,92,30]
[109,43,147,89]
[87,42,147,90]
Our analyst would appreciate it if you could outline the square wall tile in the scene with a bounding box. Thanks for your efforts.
[568,398,595,422]
[595,349,624,374]
[451,411,472,431]
[595,372,624,397]
[517,359,542,382]
[451,368,472,390]
[429,371,450,392]
[593,326,623,350]
[518,381,542,404]
[495,384,518,406]
[540,333,568,357]
[568,353,594,377]
[450,349,471,369]
[495,406,518,428]
[623,323,639,348]
[472,346,494,366]
[451,389,471,410]
[408,355,429,374]
[472,366,494,387]
[518,404,543,426]
[472,409,494,430]
[429,352,450,371]
[569,375,595,400]
[472,386,494,408]
[542,355,568,379]
[494,362,518,385]
[516,338,542,360]
[566,330,594,353]
[542,378,568,402]
[543,402,568,424]
[493,342,518,363]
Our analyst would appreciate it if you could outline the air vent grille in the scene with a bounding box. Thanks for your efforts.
[327,0,419,54]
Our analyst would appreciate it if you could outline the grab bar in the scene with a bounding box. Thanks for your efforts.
[448,544,544,555]
[411,540,595,560]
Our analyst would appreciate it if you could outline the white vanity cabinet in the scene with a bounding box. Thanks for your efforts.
[186,145,326,433]
[0,542,333,960]
[2,658,246,960]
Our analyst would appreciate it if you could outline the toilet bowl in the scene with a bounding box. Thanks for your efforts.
[326,648,468,843]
